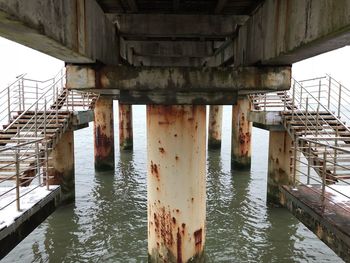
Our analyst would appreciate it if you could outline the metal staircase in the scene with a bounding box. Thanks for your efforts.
[251,75,350,202]
[0,69,97,211]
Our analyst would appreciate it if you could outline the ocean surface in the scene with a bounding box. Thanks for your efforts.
[3,105,343,263]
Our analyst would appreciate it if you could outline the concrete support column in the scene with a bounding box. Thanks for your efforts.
[147,105,206,263]
[48,130,75,204]
[231,96,252,169]
[208,105,223,149]
[267,131,295,206]
[119,103,133,150]
[94,97,115,171]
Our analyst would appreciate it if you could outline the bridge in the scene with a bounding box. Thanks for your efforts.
[1,0,350,262]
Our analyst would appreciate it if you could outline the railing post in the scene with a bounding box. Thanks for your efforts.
[338,83,342,118]
[334,127,338,176]
[327,76,331,109]
[52,84,55,106]
[292,82,296,121]
[307,142,311,185]
[44,98,47,139]
[293,136,298,188]
[300,82,303,108]
[283,90,287,111]
[21,78,25,111]
[305,97,309,137]
[34,102,38,138]
[36,82,39,102]
[45,141,49,190]
[18,81,22,112]
[7,86,11,124]
[318,80,322,101]
[15,146,20,211]
[36,142,41,185]
[321,150,327,202]
[264,93,266,112]
[56,85,59,125]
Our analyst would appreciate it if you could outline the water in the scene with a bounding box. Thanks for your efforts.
[2,105,343,263]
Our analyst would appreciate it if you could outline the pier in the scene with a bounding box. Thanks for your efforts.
[1,0,350,262]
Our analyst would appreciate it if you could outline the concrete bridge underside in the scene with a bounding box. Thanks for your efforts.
[1,0,350,262]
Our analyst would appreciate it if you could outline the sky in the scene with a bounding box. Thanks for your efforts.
[0,36,350,89]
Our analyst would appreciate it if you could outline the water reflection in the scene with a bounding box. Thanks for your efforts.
[44,204,81,262]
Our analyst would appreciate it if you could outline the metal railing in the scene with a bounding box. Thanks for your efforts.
[0,138,50,212]
[251,75,350,210]
[0,68,98,214]
[299,75,350,127]
[293,137,350,212]
[250,78,350,146]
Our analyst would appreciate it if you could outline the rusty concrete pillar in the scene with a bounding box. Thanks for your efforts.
[119,103,133,150]
[48,130,75,204]
[94,97,115,171]
[231,96,252,169]
[267,131,296,206]
[208,105,223,149]
[147,105,206,263]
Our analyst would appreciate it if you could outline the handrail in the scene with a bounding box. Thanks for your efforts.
[0,67,98,213]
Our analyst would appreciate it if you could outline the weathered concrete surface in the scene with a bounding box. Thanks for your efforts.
[119,103,133,150]
[121,40,216,58]
[118,90,238,105]
[281,185,350,263]
[94,97,114,171]
[235,0,350,65]
[248,111,284,131]
[0,0,118,64]
[66,65,291,100]
[0,187,61,260]
[48,130,75,204]
[208,105,223,149]
[110,14,248,39]
[147,105,206,263]
[267,131,295,206]
[72,110,94,130]
[231,96,252,169]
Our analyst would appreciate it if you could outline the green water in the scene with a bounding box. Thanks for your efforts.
[2,106,342,262]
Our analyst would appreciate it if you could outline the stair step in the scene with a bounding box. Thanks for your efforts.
[283,111,334,116]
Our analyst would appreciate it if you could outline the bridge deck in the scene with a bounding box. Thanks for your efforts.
[281,185,350,262]
[0,185,60,258]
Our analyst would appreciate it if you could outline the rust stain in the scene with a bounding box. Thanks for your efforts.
[159,147,165,154]
[153,207,175,249]
[94,125,113,159]
[150,161,160,180]
[177,227,182,263]
[175,155,179,161]
[194,228,203,252]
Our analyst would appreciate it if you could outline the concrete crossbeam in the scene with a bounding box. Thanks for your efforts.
[0,0,119,64]
[121,40,217,58]
[235,0,350,65]
[66,65,291,97]
[110,14,248,39]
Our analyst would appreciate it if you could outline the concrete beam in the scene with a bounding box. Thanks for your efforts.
[67,64,291,92]
[110,14,248,39]
[121,40,216,58]
[234,0,350,65]
[132,56,205,67]
[0,0,119,64]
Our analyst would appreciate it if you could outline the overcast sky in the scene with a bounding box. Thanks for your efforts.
[0,36,350,88]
